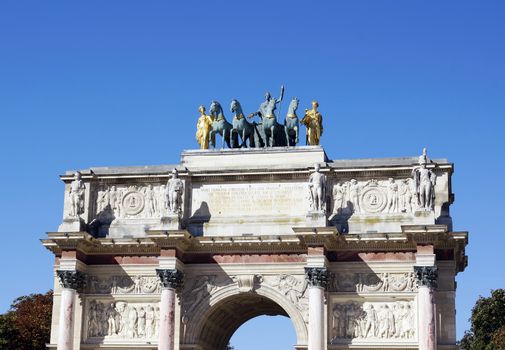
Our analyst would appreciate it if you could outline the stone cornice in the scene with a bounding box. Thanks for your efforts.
[42,225,467,272]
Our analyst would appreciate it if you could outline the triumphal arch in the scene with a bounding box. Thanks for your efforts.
[43,94,467,350]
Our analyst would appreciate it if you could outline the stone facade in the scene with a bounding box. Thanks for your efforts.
[42,146,467,350]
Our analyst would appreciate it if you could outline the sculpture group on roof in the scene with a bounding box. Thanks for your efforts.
[195,85,324,149]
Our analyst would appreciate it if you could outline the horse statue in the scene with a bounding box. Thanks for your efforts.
[230,99,256,148]
[284,97,300,146]
[209,101,236,149]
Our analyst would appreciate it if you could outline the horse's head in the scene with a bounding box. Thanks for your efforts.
[230,99,241,114]
[289,97,299,113]
[210,101,221,115]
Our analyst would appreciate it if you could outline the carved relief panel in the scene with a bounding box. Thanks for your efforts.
[93,184,171,221]
[329,299,417,344]
[331,178,418,216]
[329,272,418,293]
[86,275,162,295]
[83,299,160,343]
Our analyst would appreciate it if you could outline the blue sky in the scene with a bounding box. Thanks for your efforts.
[0,1,504,348]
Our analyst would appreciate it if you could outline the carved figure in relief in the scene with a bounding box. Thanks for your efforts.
[348,179,361,213]
[96,186,109,213]
[137,307,146,337]
[154,307,160,336]
[108,186,122,218]
[412,148,437,211]
[158,184,167,213]
[145,305,155,338]
[106,303,118,335]
[301,100,323,145]
[184,275,217,315]
[363,304,377,338]
[386,178,398,213]
[127,305,138,338]
[144,185,157,217]
[332,183,346,214]
[196,105,214,149]
[399,179,415,213]
[166,169,184,215]
[308,164,327,212]
[68,172,85,217]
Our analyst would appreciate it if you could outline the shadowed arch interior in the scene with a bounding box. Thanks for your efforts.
[197,293,290,350]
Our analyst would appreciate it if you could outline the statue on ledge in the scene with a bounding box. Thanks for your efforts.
[68,171,85,218]
[195,105,213,149]
[308,164,327,212]
[412,148,437,211]
[301,100,323,146]
[166,169,184,216]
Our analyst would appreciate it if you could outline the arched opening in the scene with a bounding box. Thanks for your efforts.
[189,292,302,350]
[229,315,296,350]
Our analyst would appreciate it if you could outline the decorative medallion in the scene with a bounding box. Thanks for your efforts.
[360,187,387,213]
[122,190,145,216]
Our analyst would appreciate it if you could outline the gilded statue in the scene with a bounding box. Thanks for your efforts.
[195,105,214,149]
[301,100,323,145]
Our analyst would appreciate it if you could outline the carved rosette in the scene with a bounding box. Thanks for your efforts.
[305,267,329,289]
[413,266,438,288]
[57,270,86,290]
[156,269,184,290]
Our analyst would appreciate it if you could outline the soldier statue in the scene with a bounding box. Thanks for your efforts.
[411,148,437,211]
[195,105,214,149]
[68,171,85,217]
[308,164,327,212]
[301,100,324,145]
[166,169,184,215]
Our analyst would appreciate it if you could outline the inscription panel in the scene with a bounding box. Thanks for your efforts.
[191,182,309,218]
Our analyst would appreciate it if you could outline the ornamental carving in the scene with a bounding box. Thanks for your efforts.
[181,274,233,323]
[85,300,159,341]
[332,177,419,215]
[330,300,416,343]
[413,266,438,288]
[305,267,329,288]
[86,275,161,295]
[94,183,173,220]
[156,269,184,290]
[266,274,309,322]
[57,270,86,290]
[329,272,417,293]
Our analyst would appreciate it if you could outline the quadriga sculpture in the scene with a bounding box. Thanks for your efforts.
[284,97,300,146]
[230,99,256,148]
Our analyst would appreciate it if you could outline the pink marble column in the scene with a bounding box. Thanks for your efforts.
[57,288,76,350]
[305,267,329,350]
[56,270,85,350]
[156,269,183,350]
[414,266,438,350]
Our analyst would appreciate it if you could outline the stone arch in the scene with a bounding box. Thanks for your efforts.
[183,283,308,349]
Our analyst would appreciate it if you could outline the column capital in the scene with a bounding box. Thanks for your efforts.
[156,268,184,290]
[304,267,329,289]
[56,270,86,290]
[414,265,438,288]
